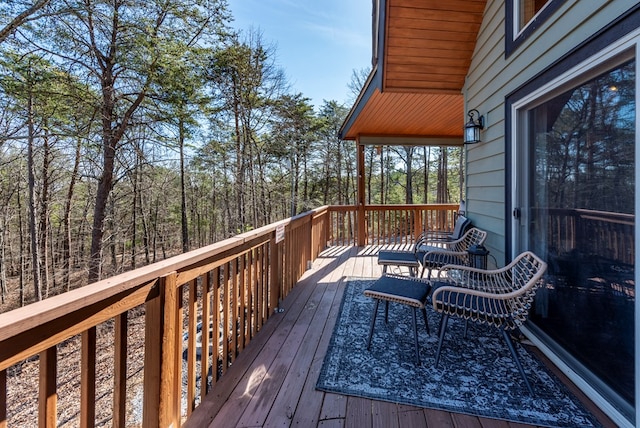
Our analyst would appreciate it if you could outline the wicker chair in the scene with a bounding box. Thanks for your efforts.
[377,216,472,277]
[431,251,548,394]
[420,227,488,278]
[424,214,470,242]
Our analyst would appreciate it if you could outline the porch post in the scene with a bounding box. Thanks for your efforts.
[357,139,366,246]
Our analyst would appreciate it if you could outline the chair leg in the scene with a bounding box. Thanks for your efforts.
[501,328,534,395]
[412,308,420,365]
[367,300,380,350]
[384,301,389,323]
[421,308,430,335]
[434,314,449,367]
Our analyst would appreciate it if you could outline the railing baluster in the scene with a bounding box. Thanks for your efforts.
[81,328,96,428]
[231,259,238,363]
[222,262,230,375]
[250,248,258,339]
[113,313,127,428]
[269,235,279,320]
[239,253,246,351]
[257,245,265,328]
[213,267,221,385]
[39,346,57,428]
[201,270,212,399]
[187,278,198,415]
[175,281,184,424]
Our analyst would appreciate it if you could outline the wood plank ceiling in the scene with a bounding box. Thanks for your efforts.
[340,0,486,144]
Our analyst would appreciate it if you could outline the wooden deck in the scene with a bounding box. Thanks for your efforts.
[184,246,614,428]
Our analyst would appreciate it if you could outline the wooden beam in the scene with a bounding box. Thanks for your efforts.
[357,136,462,146]
[357,140,366,246]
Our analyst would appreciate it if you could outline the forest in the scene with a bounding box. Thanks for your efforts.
[0,1,463,311]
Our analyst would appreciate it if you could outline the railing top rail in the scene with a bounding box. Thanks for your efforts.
[364,203,459,209]
[0,207,330,343]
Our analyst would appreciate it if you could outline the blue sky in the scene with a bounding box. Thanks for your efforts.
[228,0,372,109]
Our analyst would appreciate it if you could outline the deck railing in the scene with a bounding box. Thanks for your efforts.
[0,204,456,428]
[327,203,460,247]
[535,207,634,265]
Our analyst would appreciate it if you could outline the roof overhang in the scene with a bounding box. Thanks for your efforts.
[339,0,486,145]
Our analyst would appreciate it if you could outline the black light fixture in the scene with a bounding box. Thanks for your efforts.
[464,109,484,144]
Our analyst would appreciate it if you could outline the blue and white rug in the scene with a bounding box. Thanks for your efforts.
[316,278,602,427]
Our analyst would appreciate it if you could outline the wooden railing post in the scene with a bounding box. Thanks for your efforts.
[39,347,57,428]
[143,273,180,428]
[413,208,423,240]
[1,370,6,428]
[357,140,366,246]
[113,313,128,428]
[143,283,162,428]
[270,233,281,312]
[81,327,96,428]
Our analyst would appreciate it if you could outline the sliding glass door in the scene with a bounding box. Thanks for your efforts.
[514,52,635,417]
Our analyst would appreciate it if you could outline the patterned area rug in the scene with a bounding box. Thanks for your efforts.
[316,278,602,427]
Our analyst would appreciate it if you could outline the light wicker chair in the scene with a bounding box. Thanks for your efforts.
[420,227,488,278]
[431,251,548,394]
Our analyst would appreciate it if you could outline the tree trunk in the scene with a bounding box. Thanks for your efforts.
[437,148,449,203]
[404,146,414,204]
[0,214,6,303]
[424,147,431,203]
[180,118,189,252]
[39,127,51,297]
[63,137,82,291]
[131,160,139,267]
[379,146,384,205]
[27,84,42,301]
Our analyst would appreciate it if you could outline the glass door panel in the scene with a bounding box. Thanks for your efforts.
[525,59,635,407]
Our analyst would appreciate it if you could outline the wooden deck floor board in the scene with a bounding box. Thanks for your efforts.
[262,275,342,426]
[186,246,614,428]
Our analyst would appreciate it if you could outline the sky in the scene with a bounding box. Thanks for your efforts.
[228,0,373,110]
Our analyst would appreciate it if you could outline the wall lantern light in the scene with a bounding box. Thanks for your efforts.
[464,109,484,144]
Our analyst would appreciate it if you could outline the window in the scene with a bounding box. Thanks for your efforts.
[516,0,551,34]
[505,0,566,57]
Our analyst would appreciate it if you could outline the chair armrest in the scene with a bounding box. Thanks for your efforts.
[431,281,529,302]
[421,249,468,265]
[436,265,513,293]
[422,231,453,242]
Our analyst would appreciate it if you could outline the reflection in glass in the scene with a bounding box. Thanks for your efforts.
[527,60,635,408]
